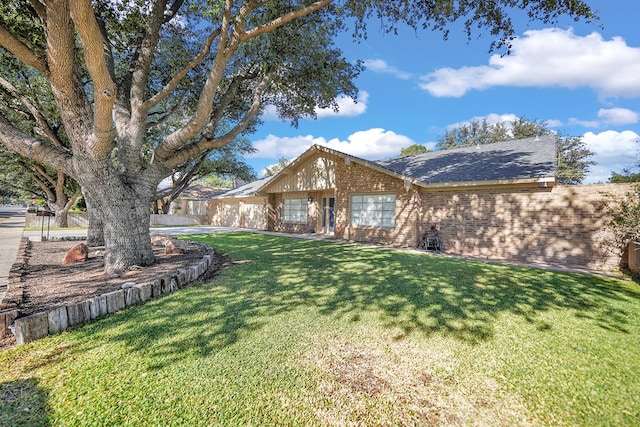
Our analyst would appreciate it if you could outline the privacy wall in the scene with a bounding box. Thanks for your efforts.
[418,183,634,272]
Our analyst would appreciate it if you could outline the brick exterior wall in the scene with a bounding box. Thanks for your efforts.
[333,161,632,273]
[334,161,419,247]
[418,183,634,272]
[268,192,318,234]
[208,149,635,274]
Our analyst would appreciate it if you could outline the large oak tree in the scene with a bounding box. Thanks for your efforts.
[0,0,597,273]
[0,145,81,226]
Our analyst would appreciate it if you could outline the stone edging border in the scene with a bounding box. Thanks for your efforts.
[0,237,221,346]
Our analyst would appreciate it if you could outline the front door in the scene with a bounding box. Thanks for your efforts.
[322,197,335,233]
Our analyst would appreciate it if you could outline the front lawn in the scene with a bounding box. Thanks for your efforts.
[1,232,639,426]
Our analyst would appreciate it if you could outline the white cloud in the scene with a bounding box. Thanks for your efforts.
[249,128,415,161]
[420,28,640,98]
[544,119,563,128]
[582,130,639,183]
[249,134,321,159]
[567,107,638,128]
[447,113,519,130]
[316,92,368,118]
[316,128,415,159]
[363,59,413,80]
[568,118,600,128]
[262,92,368,121]
[597,108,639,125]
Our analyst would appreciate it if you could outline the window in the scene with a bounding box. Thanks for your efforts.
[283,198,307,223]
[350,194,395,228]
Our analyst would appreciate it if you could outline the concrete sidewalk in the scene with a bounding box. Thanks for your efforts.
[0,207,26,302]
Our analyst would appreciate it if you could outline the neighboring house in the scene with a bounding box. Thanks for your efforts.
[208,177,273,229]
[168,184,227,216]
[208,136,632,273]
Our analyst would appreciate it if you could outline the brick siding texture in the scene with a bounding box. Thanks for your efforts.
[334,161,419,247]
[208,156,634,273]
[419,183,634,272]
[335,161,633,272]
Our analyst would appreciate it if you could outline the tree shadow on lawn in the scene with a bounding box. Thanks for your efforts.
[86,233,640,369]
[0,377,50,427]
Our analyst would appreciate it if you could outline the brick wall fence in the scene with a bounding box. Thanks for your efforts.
[419,183,635,273]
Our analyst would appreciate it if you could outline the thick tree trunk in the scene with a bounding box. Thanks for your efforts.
[101,195,154,274]
[83,190,105,246]
[53,208,69,228]
[79,168,156,274]
[49,191,80,228]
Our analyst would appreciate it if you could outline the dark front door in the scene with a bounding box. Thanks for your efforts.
[322,197,335,233]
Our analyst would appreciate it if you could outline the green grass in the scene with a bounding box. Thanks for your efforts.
[1,232,639,426]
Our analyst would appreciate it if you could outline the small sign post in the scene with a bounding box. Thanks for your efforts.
[36,208,55,241]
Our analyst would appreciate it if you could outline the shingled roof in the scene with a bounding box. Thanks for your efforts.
[375,136,557,184]
[215,136,557,200]
[216,176,274,198]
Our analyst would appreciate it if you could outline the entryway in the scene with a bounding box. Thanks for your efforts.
[321,196,335,234]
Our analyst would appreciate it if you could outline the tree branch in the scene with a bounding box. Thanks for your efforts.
[27,0,47,21]
[155,0,335,164]
[45,1,77,94]
[34,163,57,189]
[44,0,95,159]
[164,0,185,23]
[0,115,72,174]
[0,25,48,76]
[0,76,64,147]
[163,74,270,169]
[240,0,333,42]
[147,92,187,127]
[22,164,55,200]
[141,28,220,114]
[69,0,117,155]
[22,163,55,201]
[130,0,169,111]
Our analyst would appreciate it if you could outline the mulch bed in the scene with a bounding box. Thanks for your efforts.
[1,238,225,350]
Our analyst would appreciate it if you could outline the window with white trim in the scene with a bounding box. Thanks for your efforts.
[283,198,307,223]
[350,194,396,228]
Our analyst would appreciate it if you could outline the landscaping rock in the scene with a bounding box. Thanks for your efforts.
[165,239,186,254]
[48,306,69,334]
[105,290,125,313]
[14,312,49,345]
[124,286,141,306]
[67,301,91,326]
[88,295,108,319]
[151,233,172,246]
[62,242,89,264]
[0,310,18,339]
[134,282,153,302]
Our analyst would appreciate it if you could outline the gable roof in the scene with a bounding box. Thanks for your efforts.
[215,176,274,198]
[375,136,557,185]
[216,136,557,199]
[178,184,228,200]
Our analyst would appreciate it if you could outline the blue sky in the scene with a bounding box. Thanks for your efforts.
[247,0,640,184]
